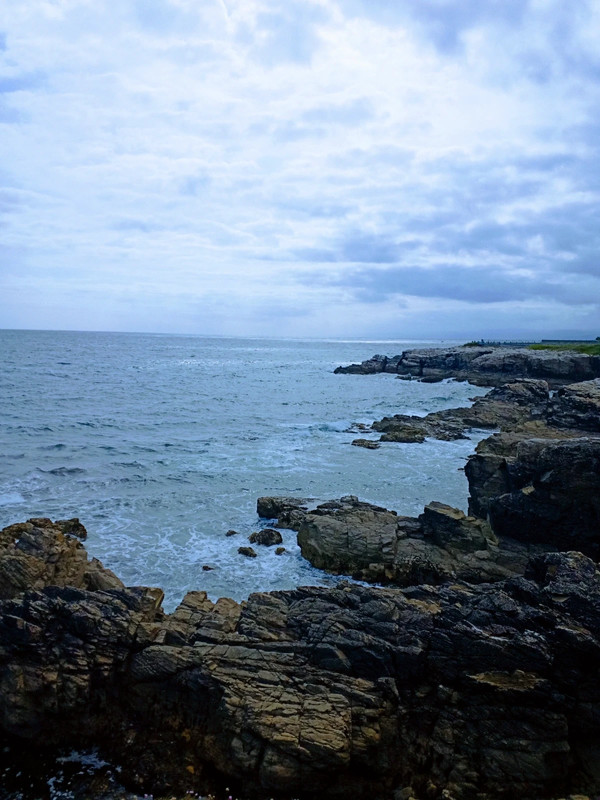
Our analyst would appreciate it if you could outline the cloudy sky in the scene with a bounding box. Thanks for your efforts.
[1,0,599,338]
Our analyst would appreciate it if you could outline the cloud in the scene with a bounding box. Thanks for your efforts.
[319,263,600,308]
[0,0,599,337]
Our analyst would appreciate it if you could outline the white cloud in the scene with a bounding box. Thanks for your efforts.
[0,0,599,337]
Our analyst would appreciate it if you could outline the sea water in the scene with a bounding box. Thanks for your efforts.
[0,330,488,610]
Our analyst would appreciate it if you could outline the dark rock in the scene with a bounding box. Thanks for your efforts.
[0,517,124,600]
[297,497,537,587]
[54,517,88,539]
[256,496,308,519]
[351,438,381,449]
[336,347,600,386]
[379,428,427,443]
[225,529,239,537]
[334,353,388,374]
[487,437,600,558]
[276,507,308,531]
[546,378,600,431]
[275,547,286,555]
[202,565,215,571]
[237,546,257,558]
[248,528,283,547]
[2,520,600,800]
[373,379,549,444]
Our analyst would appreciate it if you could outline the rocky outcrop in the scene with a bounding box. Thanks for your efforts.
[0,517,124,599]
[257,495,311,531]
[297,430,600,587]
[1,519,600,800]
[546,378,600,431]
[335,346,600,386]
[486,437,600,558]
[256,496,309,518]
[296,496,548,588]
[372,379,550,443]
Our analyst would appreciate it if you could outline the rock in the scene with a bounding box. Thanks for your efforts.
[225,529,239,537]
[275,547,286,555]
[237,546,257,558]
[546,378,600,431]
[379,428,427,443]
[248,528,283,547]
[333,353,389,374]
[351,438,381,449]
[256,496,308,519]
[202,565,214,571]
[276,507,308,531]
[297,497,535,587]
[2,521,600,800]
[0,517,124,600]
[487,437,600,558]
[372,379,549,444]
[336,347,600,386]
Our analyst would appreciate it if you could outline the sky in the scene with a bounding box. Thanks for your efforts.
[1,0,599,339]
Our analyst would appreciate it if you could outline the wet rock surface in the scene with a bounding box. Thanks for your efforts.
[248,527,283,546]
[335,346,600,386]
[372,379,550,443]
[1,519,600,800]
[296,496,548,587]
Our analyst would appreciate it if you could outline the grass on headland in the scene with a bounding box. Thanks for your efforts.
[529,343,600,356]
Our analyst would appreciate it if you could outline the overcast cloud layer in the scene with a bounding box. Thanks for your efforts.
[1,0,599,338]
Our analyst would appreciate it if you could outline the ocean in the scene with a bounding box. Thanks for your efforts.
[0,330,488,611]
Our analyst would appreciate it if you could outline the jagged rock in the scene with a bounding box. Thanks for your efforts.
[276,507,308,531]
[256,496,309,519]
[334,353,389,374]
[248,528,283,546]
[547,378,600,431]
[336,347,600,386]
[379,428,427,443]
[225,529,239,537]
[1,521,600,800]
[237,546,257,558]
[297,497,541,587]
[487,437,600,558]
[373,379,549,443]
[0,517,124,600]
[351,438,381,449]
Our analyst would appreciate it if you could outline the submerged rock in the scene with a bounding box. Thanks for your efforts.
[351,438,381,449]
[237,546,257,558]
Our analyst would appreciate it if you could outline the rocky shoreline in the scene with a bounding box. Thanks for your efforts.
[2,348,600,800]
[334,345,600,386]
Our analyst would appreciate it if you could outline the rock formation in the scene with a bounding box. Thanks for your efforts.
[372,378,550,443]
[335,346,600,386]
[2,518,600,800]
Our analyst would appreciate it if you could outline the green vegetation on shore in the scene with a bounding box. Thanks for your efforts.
[529,343,600,355]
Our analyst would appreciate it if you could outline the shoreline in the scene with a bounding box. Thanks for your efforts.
[1,348,600,800]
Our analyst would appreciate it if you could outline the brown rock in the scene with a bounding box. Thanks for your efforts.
[249,528,283,547]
